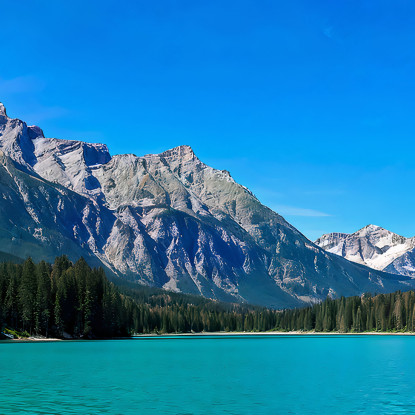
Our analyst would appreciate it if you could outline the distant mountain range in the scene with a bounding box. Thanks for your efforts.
[0,101,414,308]
[316,225,415,277]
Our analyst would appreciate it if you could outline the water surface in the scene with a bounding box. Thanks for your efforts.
[1,335,415,414]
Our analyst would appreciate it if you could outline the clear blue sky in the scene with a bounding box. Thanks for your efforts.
[2,1,415,241]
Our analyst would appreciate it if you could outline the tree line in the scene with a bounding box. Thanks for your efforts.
[0,256,132,338]
[0,256,279,338]
[275,291,415,332]
[2,256,415,338]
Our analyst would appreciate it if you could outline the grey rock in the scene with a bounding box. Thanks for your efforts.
[316,224,415,277]
[0,102,414,308]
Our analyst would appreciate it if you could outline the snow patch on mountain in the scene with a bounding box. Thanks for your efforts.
[316,225,415,276]
[1,101,414,308]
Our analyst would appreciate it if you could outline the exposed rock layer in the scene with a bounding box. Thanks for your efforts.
[316,225,415,277]
[0,103,413,308]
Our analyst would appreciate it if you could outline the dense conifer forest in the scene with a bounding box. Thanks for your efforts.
[277,291,415,333]
[0,256,277,338]
[0,256,133,338]
[1,256,415,338]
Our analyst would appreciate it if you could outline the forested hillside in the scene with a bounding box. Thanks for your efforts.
[1,102,413,309]
[0,257,132,338]
[276,291,415,332]
[0,257,279,338]
[2,256,415,338]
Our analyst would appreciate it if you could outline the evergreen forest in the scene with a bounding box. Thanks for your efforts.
[1,256,415,338]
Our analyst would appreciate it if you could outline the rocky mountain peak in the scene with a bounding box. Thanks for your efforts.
[27,125,45,139]
[314,232,349,248]
[316,224,415,276]
[157,145,198,163]
[363,224,383,231]
[356,224,388,235]
[0,103,6,117]
[1,101,414,308]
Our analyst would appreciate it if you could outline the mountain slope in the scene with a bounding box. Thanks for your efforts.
[0,149,116,270]
[0,102,414,308]
[315,225,415,276]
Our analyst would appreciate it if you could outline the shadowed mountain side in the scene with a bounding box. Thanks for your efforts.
[0,151,115,271]
[1,102,414,308]
[316,225,415,277]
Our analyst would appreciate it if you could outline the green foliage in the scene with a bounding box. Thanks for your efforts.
[274,291,415,333]
[0,256,280,337]
[0,257,132,338]
[3,327,30,338]
[2,256,414,338]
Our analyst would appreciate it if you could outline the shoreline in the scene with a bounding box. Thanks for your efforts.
[2,331,415,342]
[132,331,415,337]
[0,337,63,343]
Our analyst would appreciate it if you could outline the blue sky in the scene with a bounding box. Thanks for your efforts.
[1,0,415,240]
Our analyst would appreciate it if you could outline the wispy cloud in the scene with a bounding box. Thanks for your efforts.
[53,128,105,143]
[322,25,343,45]
[24,106,69,123]
[253,187,285,198]
[0,75,45,94]
[323,26,334,39]
[0,75,68,124]
[270,204,332,217]
[303,189,345,196]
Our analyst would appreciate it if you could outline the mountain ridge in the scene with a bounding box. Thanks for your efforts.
[1,101,414,308]
[316,225,415,276]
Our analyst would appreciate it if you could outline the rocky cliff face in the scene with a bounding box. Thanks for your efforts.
[0,102,414,308]
[315,225,415,277]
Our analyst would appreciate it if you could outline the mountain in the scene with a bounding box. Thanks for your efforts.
[0,102,414,308]
[315,225,415,276]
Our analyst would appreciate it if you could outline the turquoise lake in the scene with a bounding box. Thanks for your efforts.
[1,335,415,414]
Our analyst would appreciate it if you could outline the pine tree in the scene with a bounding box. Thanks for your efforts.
[35,261,52,336]
[19,258,37,333]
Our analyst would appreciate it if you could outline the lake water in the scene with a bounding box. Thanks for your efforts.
[1,335,415,414]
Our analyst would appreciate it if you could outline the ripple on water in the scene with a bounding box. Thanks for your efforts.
[1,336,415,414]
